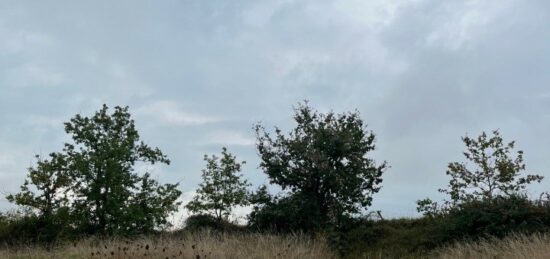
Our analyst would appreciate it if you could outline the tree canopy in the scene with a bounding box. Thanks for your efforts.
[253,102,387,230]
[8,105,182,235]
[417,130,543,216]
[186,147,250,221]
[7,152,70,219]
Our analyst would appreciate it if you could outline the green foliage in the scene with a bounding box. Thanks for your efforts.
[319,198,550,259]
[6,103,550,257]
[0,210,73,246]
[186,147,250,221]
[343,217,444,258]
[416,198,440,218]
[183,214,244,233]
[125,173,182,234]
[409,130,550,255]
[248,192,322,232]
[6,153,70,219]
[343,196,550,258]
[5,153,73,244]
[7,104,182,237]
[442,195,550,240]
[417,130,543,215]
[254,102,387,231]
[64,105,181,235]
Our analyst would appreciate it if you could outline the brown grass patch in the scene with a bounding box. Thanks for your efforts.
[0,230,337,259]
[434,233,550,259]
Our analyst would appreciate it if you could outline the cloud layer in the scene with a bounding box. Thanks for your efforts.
[1,0,549,218]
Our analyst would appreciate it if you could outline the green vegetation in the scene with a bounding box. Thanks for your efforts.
[417,130,543,216]
[185,147,250,221]
[2,102,550,258]
[5,105,182,241]
[252,102,386,233]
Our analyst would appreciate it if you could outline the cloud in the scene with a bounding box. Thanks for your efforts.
[0,140,32,210]
[23,115,64,129]
[1,0,550,217]
[0,22,55,57]
[136,101,219,127]
[0,152,16,169]
[203,130,255,146]
[4,62,66,88]
[425,0,519,50]
[241,0,293,28]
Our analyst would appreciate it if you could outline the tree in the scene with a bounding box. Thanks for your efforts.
[186,147,250,221]
[417,130,543,215]
[9,104,182,235]
[63,104,181,234]
[7,153,70,219]
[125,173,181,234]
[254,102,387,230]
[6,152,73,241]
[6,153,72,242]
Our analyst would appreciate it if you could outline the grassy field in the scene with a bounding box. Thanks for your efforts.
[0,231,336,259]
[433,233,550,259]
[3,232,550,258]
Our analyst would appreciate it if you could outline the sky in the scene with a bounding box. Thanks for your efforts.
[1,0,549,221]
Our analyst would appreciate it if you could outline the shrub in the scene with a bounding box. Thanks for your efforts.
[248,193,322,233]
[441,195,549,241]
[0,210,74,246]
[343,217,445,258]
[184,214,244,233]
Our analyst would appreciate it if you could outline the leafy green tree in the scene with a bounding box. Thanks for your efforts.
[186,147,250,221]
[8,104,182,235]
[417,130,543,215]
[6,153,74,243]
[254,102,387,230]
[63,104,181,234]
[7,153,70,219]
[125,173,181,234]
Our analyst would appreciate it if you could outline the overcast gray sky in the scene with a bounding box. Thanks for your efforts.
[1,0,549,219]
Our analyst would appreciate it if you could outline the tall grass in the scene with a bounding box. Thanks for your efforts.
[435,233,550,259]
[0,230,337,259]
[5,230,550,258]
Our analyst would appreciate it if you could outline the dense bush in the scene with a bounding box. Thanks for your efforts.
[248,193,323,233]
[341,217,445,258]
[340,195,550,258]
[0,210,75,246]
[183,214,244,233]
[441,195,550,240]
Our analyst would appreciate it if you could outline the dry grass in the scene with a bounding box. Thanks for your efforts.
[7,231,550,259]
[434,233,550,259]
[0,231,337,259]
